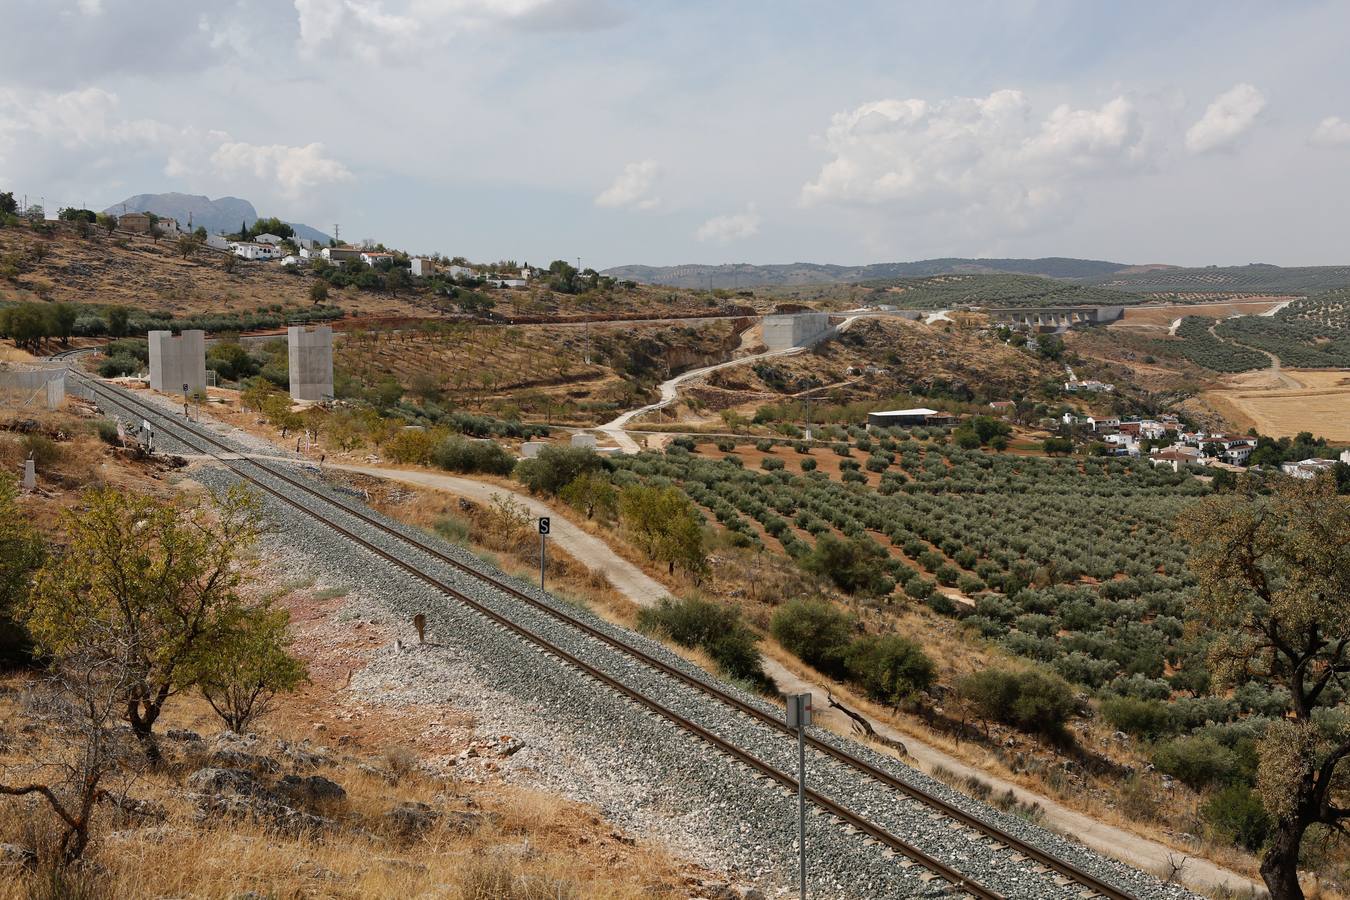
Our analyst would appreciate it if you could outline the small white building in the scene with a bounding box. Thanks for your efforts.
[446,264,475,279]
[230,241,280,260]
[360,251,396,267]
[1065,380,1115,393]
[1281,458,1338,480]
[410,257,436,278]
[280,255,303,267]
[254,233,285,246]
[1342,449,1350,464]
[204,233,231,251]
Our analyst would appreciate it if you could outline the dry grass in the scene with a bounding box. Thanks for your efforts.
[0,682,692,900]
[1205,369,1350,441]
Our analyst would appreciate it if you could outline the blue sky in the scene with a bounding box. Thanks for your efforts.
[2,1,1348,268]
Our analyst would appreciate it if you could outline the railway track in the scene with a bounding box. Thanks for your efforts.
[66,370,1167,900]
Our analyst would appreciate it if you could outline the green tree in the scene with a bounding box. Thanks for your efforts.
[618,485,707,577]
[1177,474,1350,900]
[106,305,129,337]
[50,302,77,346]
[309,279,329,305]
[0,191,16,215]
[25,486,268,760]
[559,471,618,521]
[176,233,200,259]
[96,212,117,236]
[196,603,306,733]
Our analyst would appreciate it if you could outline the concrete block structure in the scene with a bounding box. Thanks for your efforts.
[988,305,1124,331]
[570,432,598,449]
[148,330,206,394]
[521,441,548,459]
[287,325,334,402]
[762,312,833,351]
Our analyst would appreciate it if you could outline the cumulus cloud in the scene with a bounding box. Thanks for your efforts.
[696,204,760,243]
[0,87,351,211]
[1184,83,1266,154]
[293,0,622,61]
[800,90,1148,233]
[1312,116,1350,146]
[210,142,354,199]
[594,159,660,209]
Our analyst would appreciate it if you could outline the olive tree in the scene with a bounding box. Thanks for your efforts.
[1178,475,1350,900]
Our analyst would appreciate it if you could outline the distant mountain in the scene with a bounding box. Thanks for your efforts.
[102,192,331,244]
[602,257,1134,289]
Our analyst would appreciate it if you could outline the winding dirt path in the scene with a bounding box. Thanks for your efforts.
[1206,322,1302,389]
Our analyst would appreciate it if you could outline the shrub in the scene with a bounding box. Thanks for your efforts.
[843,634,935,706]
[1202,784,1272,852]
[903,575,935,600]
[637,597,770,691]
[770,599,854,678]
[958,668,1078,738]
[1152,735,1240,791]
[1100,697,1175,740]
[762,457,784,471]
[97,354,140,377]
[755,439,774,452]
[803,534,893,596]
[430,436,516,475]
[20,434,62,467]
[716,439,735,452]
[800,458,817,471]
[514,446,603,495]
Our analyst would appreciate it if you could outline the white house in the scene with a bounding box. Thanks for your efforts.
[445,264,475,279]
[410,257,436,278]
[360,251,396,267]
[230,241,279,260]
[489,276,527,288]
[280,255,304,267]
[1341,449,1350,464]
[204,233,230,251]
[254,233,284,246]
[322,246,364,263]
[1281,458,1338,479]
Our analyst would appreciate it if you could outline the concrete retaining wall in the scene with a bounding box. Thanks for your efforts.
[762,312,833,351]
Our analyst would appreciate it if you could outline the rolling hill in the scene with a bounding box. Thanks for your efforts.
[603,257,1133,288]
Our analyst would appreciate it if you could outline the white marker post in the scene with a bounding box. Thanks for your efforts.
[538,516,550,589]
[786,692,812,900]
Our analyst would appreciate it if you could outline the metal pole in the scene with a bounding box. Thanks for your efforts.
[540,532,546,590]
[798,720,806,900]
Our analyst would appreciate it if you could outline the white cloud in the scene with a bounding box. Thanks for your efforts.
[0,87,351,212]
[594,159,660,209]
[1184,83,1266,154]
[800,90,1148,233]
[1312,116,1350,146]
[696,204,760,243]
[76,0,104,15]
[293,0,621,61]
[210,141,354,199]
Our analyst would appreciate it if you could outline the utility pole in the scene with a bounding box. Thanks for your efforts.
[786,693,812,900]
